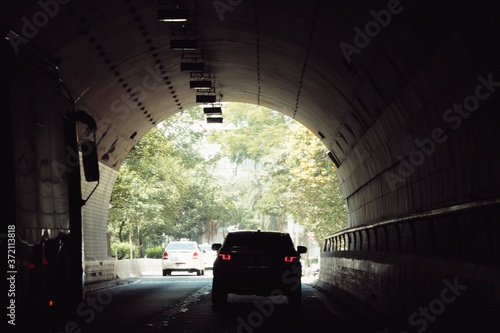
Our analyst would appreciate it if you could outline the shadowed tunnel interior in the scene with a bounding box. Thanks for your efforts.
[2,0,500,332]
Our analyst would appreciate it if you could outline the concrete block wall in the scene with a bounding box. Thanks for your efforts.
[84,259,116,285]
[114,259,162,279]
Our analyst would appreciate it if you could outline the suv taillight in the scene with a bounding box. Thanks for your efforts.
[192,251,199,259]
[284,256,297,263]
[218,254,231,261]
[163,251,169,260]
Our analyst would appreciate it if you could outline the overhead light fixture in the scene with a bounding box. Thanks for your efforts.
[157,0,189,22]
[181,62,205,71]
[206,117,223,124]
[189,69,213,89]
[158,9,188,22]
[170,39,197,50]
[190,79,212,89]
[203,107,222,115]
[196,94,216,103]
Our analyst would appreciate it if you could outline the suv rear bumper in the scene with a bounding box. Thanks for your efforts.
[213,266,302,296]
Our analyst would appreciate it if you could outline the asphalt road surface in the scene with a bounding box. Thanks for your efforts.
[54,272,374,333]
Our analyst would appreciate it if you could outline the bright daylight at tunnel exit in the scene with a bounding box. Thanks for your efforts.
[107,103,346,263]
[3,0,500,332]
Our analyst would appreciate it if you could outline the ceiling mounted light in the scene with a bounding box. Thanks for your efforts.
[180,41,204,71]
[157,0,189,22]
[158,8,188,22]
[190,79,212,89]
[203,107,222,115]
[206,117,223,124]
[196,94,216,103]
[170,39,198,50]
[181,62,205,71]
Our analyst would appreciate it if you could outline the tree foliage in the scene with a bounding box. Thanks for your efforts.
[208,103,291,164]
[209,103,347,241]
[284,124,347,240]
[108,108,237,257]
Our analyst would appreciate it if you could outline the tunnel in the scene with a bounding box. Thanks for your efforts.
[3,0,500,332]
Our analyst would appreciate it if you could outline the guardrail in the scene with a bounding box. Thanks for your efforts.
[323,199,500,259]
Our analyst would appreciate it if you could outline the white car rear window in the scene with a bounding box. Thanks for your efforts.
[167,242,196,250]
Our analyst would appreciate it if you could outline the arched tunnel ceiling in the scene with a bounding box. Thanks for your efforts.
[3,0,419,169]
[4,0,500,227]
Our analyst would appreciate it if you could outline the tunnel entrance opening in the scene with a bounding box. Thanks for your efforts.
[106,102,347,268]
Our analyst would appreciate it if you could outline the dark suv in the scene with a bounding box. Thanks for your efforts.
[211,230,307,308]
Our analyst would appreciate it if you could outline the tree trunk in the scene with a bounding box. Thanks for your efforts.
[129,233,133,259]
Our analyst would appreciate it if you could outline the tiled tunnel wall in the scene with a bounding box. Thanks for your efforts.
[80,161,118,260]
[334,2,500,228]
[319,204,500,332]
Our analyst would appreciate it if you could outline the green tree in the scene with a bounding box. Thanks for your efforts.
[209,103,291,164]
[109,126,185,257]
[108,108,236,256]
[283,124,347,240]
[209,103,347,241]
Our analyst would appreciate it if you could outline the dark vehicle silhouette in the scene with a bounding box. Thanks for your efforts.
[211,230,307,308]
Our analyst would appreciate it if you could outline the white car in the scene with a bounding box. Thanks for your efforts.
[162,241,205,276]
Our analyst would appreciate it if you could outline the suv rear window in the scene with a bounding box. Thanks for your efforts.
[223,232,294,250]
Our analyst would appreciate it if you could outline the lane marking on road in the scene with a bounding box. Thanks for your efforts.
[134,285,212,332]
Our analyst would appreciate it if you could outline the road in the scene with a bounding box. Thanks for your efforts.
[54,272,372,333]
